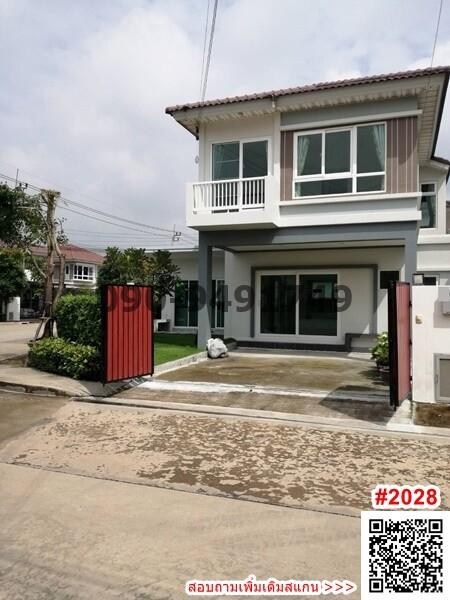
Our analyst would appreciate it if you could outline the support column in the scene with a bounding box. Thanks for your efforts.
[404,227,418,283]
[198,232,212,349]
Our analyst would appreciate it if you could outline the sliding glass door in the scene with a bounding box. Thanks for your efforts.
[258,271,338,340]
[260,274,296,334]
[299,274,337,336]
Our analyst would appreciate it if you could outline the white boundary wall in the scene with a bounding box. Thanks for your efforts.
[412,285,450,403]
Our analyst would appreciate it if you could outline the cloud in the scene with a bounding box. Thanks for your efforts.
[0,0,449,248]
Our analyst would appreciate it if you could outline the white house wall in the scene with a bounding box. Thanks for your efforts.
[200,114,276,181]
[412,285,450,404]
[224,246,404,343]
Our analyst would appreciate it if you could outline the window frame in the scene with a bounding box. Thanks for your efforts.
[174,279,225,329]
[254,269,341,343]
[210,136,271,182]
[72,263,95,281]
[292,121,386,199]
[419,181,438,230]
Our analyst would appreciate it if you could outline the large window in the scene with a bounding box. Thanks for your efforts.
[420,183,437,229]
[72,264,94,281]
[212,140,268,180]
[174,279,224,328]
[293,123,385,198]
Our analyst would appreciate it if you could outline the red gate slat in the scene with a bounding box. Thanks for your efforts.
[102,284,153,383]
[388,281,411,407]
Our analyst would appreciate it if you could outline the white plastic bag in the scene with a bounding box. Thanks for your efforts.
[206,337,228,359]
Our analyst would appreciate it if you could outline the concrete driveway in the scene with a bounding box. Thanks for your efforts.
[157,352,388,395]
[120,352,392,425]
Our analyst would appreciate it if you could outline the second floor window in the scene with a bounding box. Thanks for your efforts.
[293,123,385,198]
[72,264,94,281]
[420,183,437,229]
[212,140,268,180]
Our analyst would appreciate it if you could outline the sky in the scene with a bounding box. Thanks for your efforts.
[0,0,449,250]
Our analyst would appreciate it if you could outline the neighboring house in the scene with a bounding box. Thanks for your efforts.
[166,66,450,350]
[30,244,104,289]
[21,244,104,317]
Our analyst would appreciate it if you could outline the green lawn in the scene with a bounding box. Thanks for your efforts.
[153,333,200,366]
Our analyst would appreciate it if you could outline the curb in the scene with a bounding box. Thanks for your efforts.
[75,395,450,439]
[152,351,208,377]
[138,378,389,403]
[0,378,128,398]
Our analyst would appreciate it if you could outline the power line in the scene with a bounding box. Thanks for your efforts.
[199,0,211,98]
[430,0,443,69]
[59,205,182,237]
[200,0,219,102]
[0,171,197,243]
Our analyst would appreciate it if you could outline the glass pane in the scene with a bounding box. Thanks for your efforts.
[243,141,268,178]
[357,175,384,192]
[297,134,321,175]
[295,178,352,197]
[188,280,198,327]
[420,195,436,228]
[325,130,350,173]
[299,274,337,336]
[260,275,296,334]
[357,124,385,173]
[174,281,188,327]
[212,142,239,180]
[421,183,435,193]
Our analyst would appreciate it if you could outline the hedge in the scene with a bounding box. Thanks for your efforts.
[56,293,101,348]
[28,338,101,380]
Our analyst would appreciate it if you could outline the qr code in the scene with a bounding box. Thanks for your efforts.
[361,511,450,599]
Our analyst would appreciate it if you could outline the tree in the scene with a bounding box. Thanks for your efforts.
[0,250,27,316]
[97,247,180,304]
[0,184,67,336]
[147,250,180,303]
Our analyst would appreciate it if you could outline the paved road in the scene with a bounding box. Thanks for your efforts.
[2,401,449,514]
[0,390,67,448]
[1,396,449,598]
[0,322,37,360]
[0,463,360,600]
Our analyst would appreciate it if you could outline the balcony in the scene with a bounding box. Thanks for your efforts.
[186,176,278,230]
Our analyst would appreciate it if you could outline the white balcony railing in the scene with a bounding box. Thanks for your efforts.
[192,176,267,213]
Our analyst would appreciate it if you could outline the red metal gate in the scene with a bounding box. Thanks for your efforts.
[101,285,153,383]
[387,281,411,408]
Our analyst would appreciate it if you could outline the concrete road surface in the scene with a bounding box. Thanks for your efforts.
[0,463,360,600]
[0,321,36,360]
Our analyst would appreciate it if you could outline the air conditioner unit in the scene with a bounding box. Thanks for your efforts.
[438,287,450,315]
[435,355,450,403]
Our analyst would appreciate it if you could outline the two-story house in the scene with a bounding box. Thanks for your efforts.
[166,67,450,350]
[21,244,103,317]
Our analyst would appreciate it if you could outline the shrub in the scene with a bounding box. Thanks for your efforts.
[371,332,389,367]
[28,338,101,380]
[56,293,101,348]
